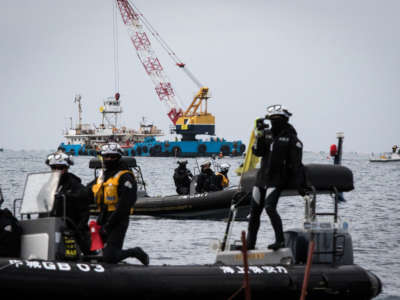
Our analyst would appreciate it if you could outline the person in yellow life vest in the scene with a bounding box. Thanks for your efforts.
[87,142,149,265]
[215,163,230,190]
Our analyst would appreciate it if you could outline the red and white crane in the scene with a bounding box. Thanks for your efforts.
[115,0,215,140]
[116,0,185,124]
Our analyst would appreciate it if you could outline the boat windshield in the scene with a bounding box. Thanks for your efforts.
[20,172,60,215]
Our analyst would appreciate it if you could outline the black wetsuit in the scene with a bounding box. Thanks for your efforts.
[247,121,304,249]
[173,166,193,195]
[88,160,148,264]
[52,172,91,255]
[195,168,218,193]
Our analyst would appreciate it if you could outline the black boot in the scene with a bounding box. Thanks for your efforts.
[267,241,285,251]
[129,247,150,266]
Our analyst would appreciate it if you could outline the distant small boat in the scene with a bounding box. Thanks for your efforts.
[369,152,400,162]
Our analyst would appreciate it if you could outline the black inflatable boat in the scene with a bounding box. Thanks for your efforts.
[0,168,381,299]
[0,257,381,299]
[89,158,354,220]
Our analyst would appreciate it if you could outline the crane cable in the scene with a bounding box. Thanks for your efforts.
[113,1,120,93]
[127,0,203,89]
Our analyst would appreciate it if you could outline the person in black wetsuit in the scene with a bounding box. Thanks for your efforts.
[173,160,193,195]
[246,105,305,251]
[46,152,91,256]
[87,143,149,265]
[195,160,218,193]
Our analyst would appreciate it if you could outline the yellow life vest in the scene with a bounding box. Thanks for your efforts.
[216,172,229,188]
[92,170,134,212]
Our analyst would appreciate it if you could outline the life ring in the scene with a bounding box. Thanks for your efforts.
[239,144,246,154]
[142,146,148,154]
[220,145,230,156]
[197,144,207,154]
[172,146,182,157]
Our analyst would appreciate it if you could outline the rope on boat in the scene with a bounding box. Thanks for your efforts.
[300,237,315,300]
[228,231,251,300]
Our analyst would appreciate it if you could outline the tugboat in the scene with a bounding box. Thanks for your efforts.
[58,94,163,156]
[0,161,381,298]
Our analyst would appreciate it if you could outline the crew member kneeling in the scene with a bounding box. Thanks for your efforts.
[88,143,149,265]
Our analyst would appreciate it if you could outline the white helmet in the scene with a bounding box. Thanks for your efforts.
[200,160,211,167]
[220,163,230,172]
[265,104,292,119]
[100,142,123,156]
[46,152,73,167]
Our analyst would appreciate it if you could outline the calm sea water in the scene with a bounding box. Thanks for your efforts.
[0,150,399,299]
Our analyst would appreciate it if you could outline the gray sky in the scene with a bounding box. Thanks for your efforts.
[1,0,399,152]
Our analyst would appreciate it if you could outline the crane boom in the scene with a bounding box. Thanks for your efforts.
[116,0,183,124]
[116,0,215,140]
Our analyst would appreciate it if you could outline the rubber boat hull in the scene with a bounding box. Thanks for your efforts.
[0,258,380,299]
[134,187,251,220]
[131,164,354,220]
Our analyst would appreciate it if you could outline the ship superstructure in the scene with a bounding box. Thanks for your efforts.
[59,94,163,155]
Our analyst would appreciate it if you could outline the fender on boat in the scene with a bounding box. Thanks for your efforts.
[240,164,354,196]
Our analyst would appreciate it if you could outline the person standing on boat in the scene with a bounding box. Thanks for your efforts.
[196,160,218,193]
[246,105,305,251]
[215,163,230,190]
[391,145,395,153]
[45,152,91,256]
[88,142,149,265]
[173,160,193,195]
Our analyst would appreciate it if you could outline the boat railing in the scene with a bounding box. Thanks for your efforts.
[304,186,348,265]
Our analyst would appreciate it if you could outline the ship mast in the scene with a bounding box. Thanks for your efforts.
[74,94,83,130]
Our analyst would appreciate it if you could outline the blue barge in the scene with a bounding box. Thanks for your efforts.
[59,136,245,157]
